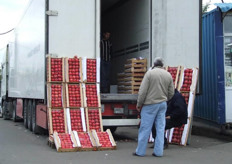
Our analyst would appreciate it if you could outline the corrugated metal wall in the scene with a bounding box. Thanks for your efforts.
[194,9,225,124]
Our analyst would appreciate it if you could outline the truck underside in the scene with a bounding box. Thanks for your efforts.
[101,93,140,132]
[1,93,139,134]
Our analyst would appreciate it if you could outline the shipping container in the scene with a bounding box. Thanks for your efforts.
[195,3,232,125]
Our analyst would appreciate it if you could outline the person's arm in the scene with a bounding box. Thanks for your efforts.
[109,41,112,61]
[100,40,103,59]
[137,72,150,109]
[167,76,174,101]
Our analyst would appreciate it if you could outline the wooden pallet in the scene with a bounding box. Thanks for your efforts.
[65,57,83,83]
[118,85,140,90]
[117,76,143,82]
[126,58,147,65]
[118,72,145,78]
[118,81,141,86]
[124,67,146,73]
[47,56,65,83]
[47,135,56,149]
[53,131,79,152]
[123,58,147,74]
[124,63,146,69]
[118,90,139,94]
[91,129,117,151]
[85,108,103,132]
[65,83,84,108]
[47,83,66,108]
[118,84,140,94]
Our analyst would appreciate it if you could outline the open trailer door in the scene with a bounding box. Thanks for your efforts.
[151,0,200,68]
[150,0,201,145]
[48,0,100,58]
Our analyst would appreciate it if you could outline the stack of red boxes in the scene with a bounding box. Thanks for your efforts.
[65,57,96,151]
[180,69,193,92]
[47,56,116,152]
[166,67,198,146]
[66,56,82,83]
[118,58,147,94]
[47,56,78,152]
[166,66,181,89]
[82,58,116,150]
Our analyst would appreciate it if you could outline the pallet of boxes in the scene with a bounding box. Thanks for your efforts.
[118,58,147,94]
[47,56,116,152]
[163,66,198,146]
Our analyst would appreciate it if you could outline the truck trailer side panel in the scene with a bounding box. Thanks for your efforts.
[3,0,200,130]
[0,47,7,99]
[11,0,46,99]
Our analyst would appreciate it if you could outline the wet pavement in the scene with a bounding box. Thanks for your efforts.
[0,118,231,164]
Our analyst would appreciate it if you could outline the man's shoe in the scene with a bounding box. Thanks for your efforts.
[152,153,162,157]
[152,153,158,157]
[132,152,142,157]
[164,143,169,149]
[150,143,168,149]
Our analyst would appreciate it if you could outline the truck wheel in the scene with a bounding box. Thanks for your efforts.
[32,100,40,134]
[12,100,17,122]
[27,100,33,131]
[2,101,7,120]
[23,100,28,128]
[0,104,2,118]
[104,126,117,133]
[2,101,10,120]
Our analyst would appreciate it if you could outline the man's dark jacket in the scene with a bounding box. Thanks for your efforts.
[166,89,188,126]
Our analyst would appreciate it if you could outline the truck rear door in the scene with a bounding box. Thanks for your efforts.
[151,0,200,67]
[48,0,100,58]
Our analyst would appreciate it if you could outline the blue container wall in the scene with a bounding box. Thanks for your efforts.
[194,9,225,124]
[215,10,225,124]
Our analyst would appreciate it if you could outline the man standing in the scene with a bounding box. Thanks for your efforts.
[133,57,174,157]
[151,88,188,149]
[100,32,112,93]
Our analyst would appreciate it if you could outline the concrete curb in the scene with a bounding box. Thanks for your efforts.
[191,118,232,142]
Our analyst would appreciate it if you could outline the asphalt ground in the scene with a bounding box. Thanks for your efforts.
[0,118,232,164]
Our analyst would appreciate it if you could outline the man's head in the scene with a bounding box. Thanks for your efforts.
[103,32,111,40]
[153,57,164,67]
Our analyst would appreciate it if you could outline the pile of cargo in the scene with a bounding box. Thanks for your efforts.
[47,56,116,152]
[118,58,147,94]
[165,66,198,146]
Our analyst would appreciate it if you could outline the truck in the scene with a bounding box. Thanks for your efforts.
[0,0,200,134]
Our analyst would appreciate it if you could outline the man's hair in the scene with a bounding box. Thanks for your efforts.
[153,57,164,67]
[103,31,110,34]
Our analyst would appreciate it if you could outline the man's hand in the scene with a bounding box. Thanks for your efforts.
[136,106,141,112]
[166,116,171,119]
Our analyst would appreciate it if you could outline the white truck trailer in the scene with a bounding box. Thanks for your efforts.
[1,0,200,133]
